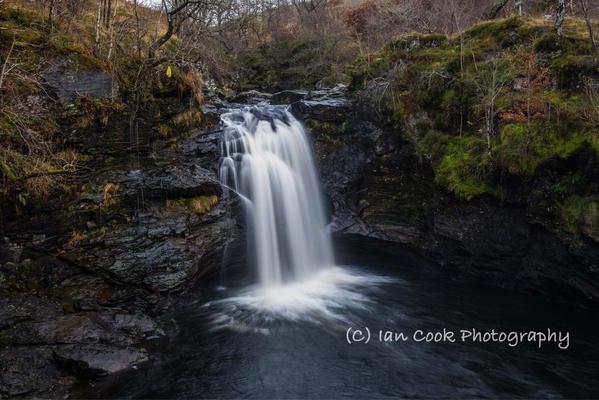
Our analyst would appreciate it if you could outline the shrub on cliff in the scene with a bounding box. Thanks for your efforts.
[0,3,206,213]
[352,16,599,236]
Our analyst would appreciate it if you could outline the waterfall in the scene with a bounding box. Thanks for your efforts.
[219,106,334,287]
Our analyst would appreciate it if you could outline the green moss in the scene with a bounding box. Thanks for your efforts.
[418,121,596,200]
[436,136,492,200]
[351,33,451,89]
[385,33,447,52]
[0,8,46,51]
[417,130,450,165]
[497,124,541,175]
[560,195,599,239]
[0,22,45,47]
[50,36,105,70]
[551,174,585,195]
[497,122,595,175]
[534,31,594,54]
[464,17,524,44]
[418,132,492,199]
[73,97,125,128]
[533,32,597,88]
[0,160,16,181]
[0,8,39,24]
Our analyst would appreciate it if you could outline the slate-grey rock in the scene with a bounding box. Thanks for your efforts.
[60,274,136,309]
[232,90,273,104]
[0,291,62,330]
[43,58,116,104]
[53,344,149,378]
[62,205,232,293]
[0,347,71,398]
[301,86,599,303]
[0,314,133,346]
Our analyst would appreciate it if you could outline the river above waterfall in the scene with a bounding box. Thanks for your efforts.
[80,235,599,399]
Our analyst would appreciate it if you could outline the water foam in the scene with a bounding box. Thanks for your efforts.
[215,106,391,327]
[205,266,395,328]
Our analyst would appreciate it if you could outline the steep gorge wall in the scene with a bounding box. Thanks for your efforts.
[0,56,234,398]
[287,86,599,304]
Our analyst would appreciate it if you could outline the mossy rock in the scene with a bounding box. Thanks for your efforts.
[463,17,526,47]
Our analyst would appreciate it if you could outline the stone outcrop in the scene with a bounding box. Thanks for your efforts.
[0,93,235,397]
[288,86,599,303]
[43,57,116,104]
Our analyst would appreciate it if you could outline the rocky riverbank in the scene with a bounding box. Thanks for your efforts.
[0,61,237,396]
[1,81,598,397]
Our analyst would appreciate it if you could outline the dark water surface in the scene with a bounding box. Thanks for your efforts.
[82,236,599,399]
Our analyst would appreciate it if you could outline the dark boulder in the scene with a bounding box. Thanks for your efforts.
[289,85,350,122]
[53,344,149,378]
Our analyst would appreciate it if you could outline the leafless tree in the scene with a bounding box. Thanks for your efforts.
[469,55,512,154]
[291,0,328,14]
[578,0,597,49]
[148,0,224,62]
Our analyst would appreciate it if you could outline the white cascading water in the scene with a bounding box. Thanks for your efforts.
[207,105,392,323]
[219,106,334,287]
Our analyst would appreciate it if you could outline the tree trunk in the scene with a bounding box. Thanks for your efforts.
[147,1,191,61]
[515,0,523,16]
[555,0,566,36]
[105,0,112,28]
[580,0,597,49]
[148,19,174,60]
[95,0,102,51]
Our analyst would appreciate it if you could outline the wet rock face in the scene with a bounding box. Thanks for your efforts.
[0,94,236,397]
[111,165,222,201]
[296,86,599,303]
[271,89,309,104]
[62,205,231,293]
[0,292,62,330]
[0,290,159,398]
[61,133,233,293]
[276,85,350,122]
[1,346,71,398]
[43,58,116,104]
